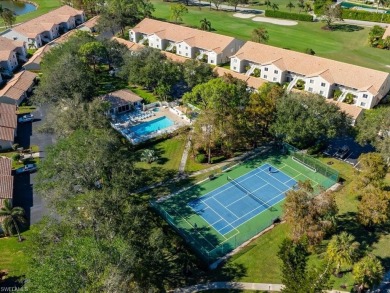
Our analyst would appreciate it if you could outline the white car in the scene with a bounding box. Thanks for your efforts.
[15,164,37,174]
[18,114,34,123]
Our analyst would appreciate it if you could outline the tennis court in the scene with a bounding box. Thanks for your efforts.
[188,163,296,235]
[152,144,339,265]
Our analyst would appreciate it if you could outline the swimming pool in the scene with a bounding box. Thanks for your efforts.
[130,116,174,136]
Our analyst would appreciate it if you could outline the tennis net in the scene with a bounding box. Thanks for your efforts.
[227,176,272,210]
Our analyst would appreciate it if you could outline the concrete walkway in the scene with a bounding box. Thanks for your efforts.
[173,282,350,292]
[179,130,193,173]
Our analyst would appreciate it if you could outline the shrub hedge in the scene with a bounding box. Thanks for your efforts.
[265,10,313,21]
[342,10,390,23]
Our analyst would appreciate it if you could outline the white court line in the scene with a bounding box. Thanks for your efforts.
[225,181,269,208]
[201,198,241,238]
[278,163,320,187]
[170,209,217,249]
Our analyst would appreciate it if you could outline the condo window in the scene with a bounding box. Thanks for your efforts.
[273,77,277,81]
[233,67,236,70]
[320,91,324,95]
[264,67,268,71]
[321,82,326,87]
[308,87,313,92]
[363,94,368,98]
[264,75,268,79]
[310,79,314,84]
[274,70,278,74]
[361,102,366,107]
[179,45,181,48]
[186,53,188,56]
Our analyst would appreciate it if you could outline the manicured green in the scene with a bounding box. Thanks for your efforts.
[0,230,33,278]
[214,156,390,292]
[0,0,62,29]
[151,0,390,72]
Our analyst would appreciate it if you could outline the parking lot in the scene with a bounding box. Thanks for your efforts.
[324,136,375,167]
[13,104,57,225]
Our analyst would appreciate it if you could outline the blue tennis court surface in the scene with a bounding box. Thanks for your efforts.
[188,163,297,235]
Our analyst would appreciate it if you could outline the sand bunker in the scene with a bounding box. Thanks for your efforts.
[252,17,297,26]
[233,12,256,18]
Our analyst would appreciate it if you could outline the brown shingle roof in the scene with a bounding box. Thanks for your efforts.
[12,5,84,38]
[103,89,143,108]
[0,71,37,101]
[233,41,390,95]
[132,18,236,53]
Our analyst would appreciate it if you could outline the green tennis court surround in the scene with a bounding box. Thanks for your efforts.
[152,144,339,265]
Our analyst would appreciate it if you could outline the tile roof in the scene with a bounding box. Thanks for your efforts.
[103,89,143,107]
[0,71,37,101]
[111,37,144,51]
[23,44,53,67]
[0,175,13,199]
[0,126,14,141]
[0,157,11,175]
[112,37,188,62]
[79,15,100,29]
[233,41,390,95]
[213,67,266,89]
[12,5,84,38]
[383,25,390,39]
[131,18,236,53]
[0,154,11,210]
[0,113,16,129]
[327,100,364,121]
[0,37,24,60]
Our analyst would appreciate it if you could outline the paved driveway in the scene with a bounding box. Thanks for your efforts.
[14,104,56,225]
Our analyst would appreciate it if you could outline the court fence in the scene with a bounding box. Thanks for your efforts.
[151,200,276,266]
[151,142,340,266]
[283,142,339,186]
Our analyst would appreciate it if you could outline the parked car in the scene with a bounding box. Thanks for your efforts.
[15,163,37,174]
[334,145,350,159]
[18,113,34,123]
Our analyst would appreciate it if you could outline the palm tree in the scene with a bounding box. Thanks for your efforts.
[140,149,158,164]
[0,200,26,242]
[375,0,387,13]
[286,1,295,11]
[200,18,211,31]
[271,3,279,11]
[251,27,269,44]
[326,232,360,274]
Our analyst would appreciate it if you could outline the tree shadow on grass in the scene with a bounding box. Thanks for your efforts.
[336,212,386,249]
[330,24,364,32]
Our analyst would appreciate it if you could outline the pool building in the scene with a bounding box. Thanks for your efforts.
[103,89,191,144]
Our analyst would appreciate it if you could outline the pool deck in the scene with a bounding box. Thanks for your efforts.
[112,106,191,144]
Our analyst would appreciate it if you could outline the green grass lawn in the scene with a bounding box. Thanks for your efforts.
[151,0,390,72]
[0,0,61,30]
[128,86,159,103]
[135,133,187,171]
[212,157,390,291]
[0,230,33,279]
[17,106,37,115]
